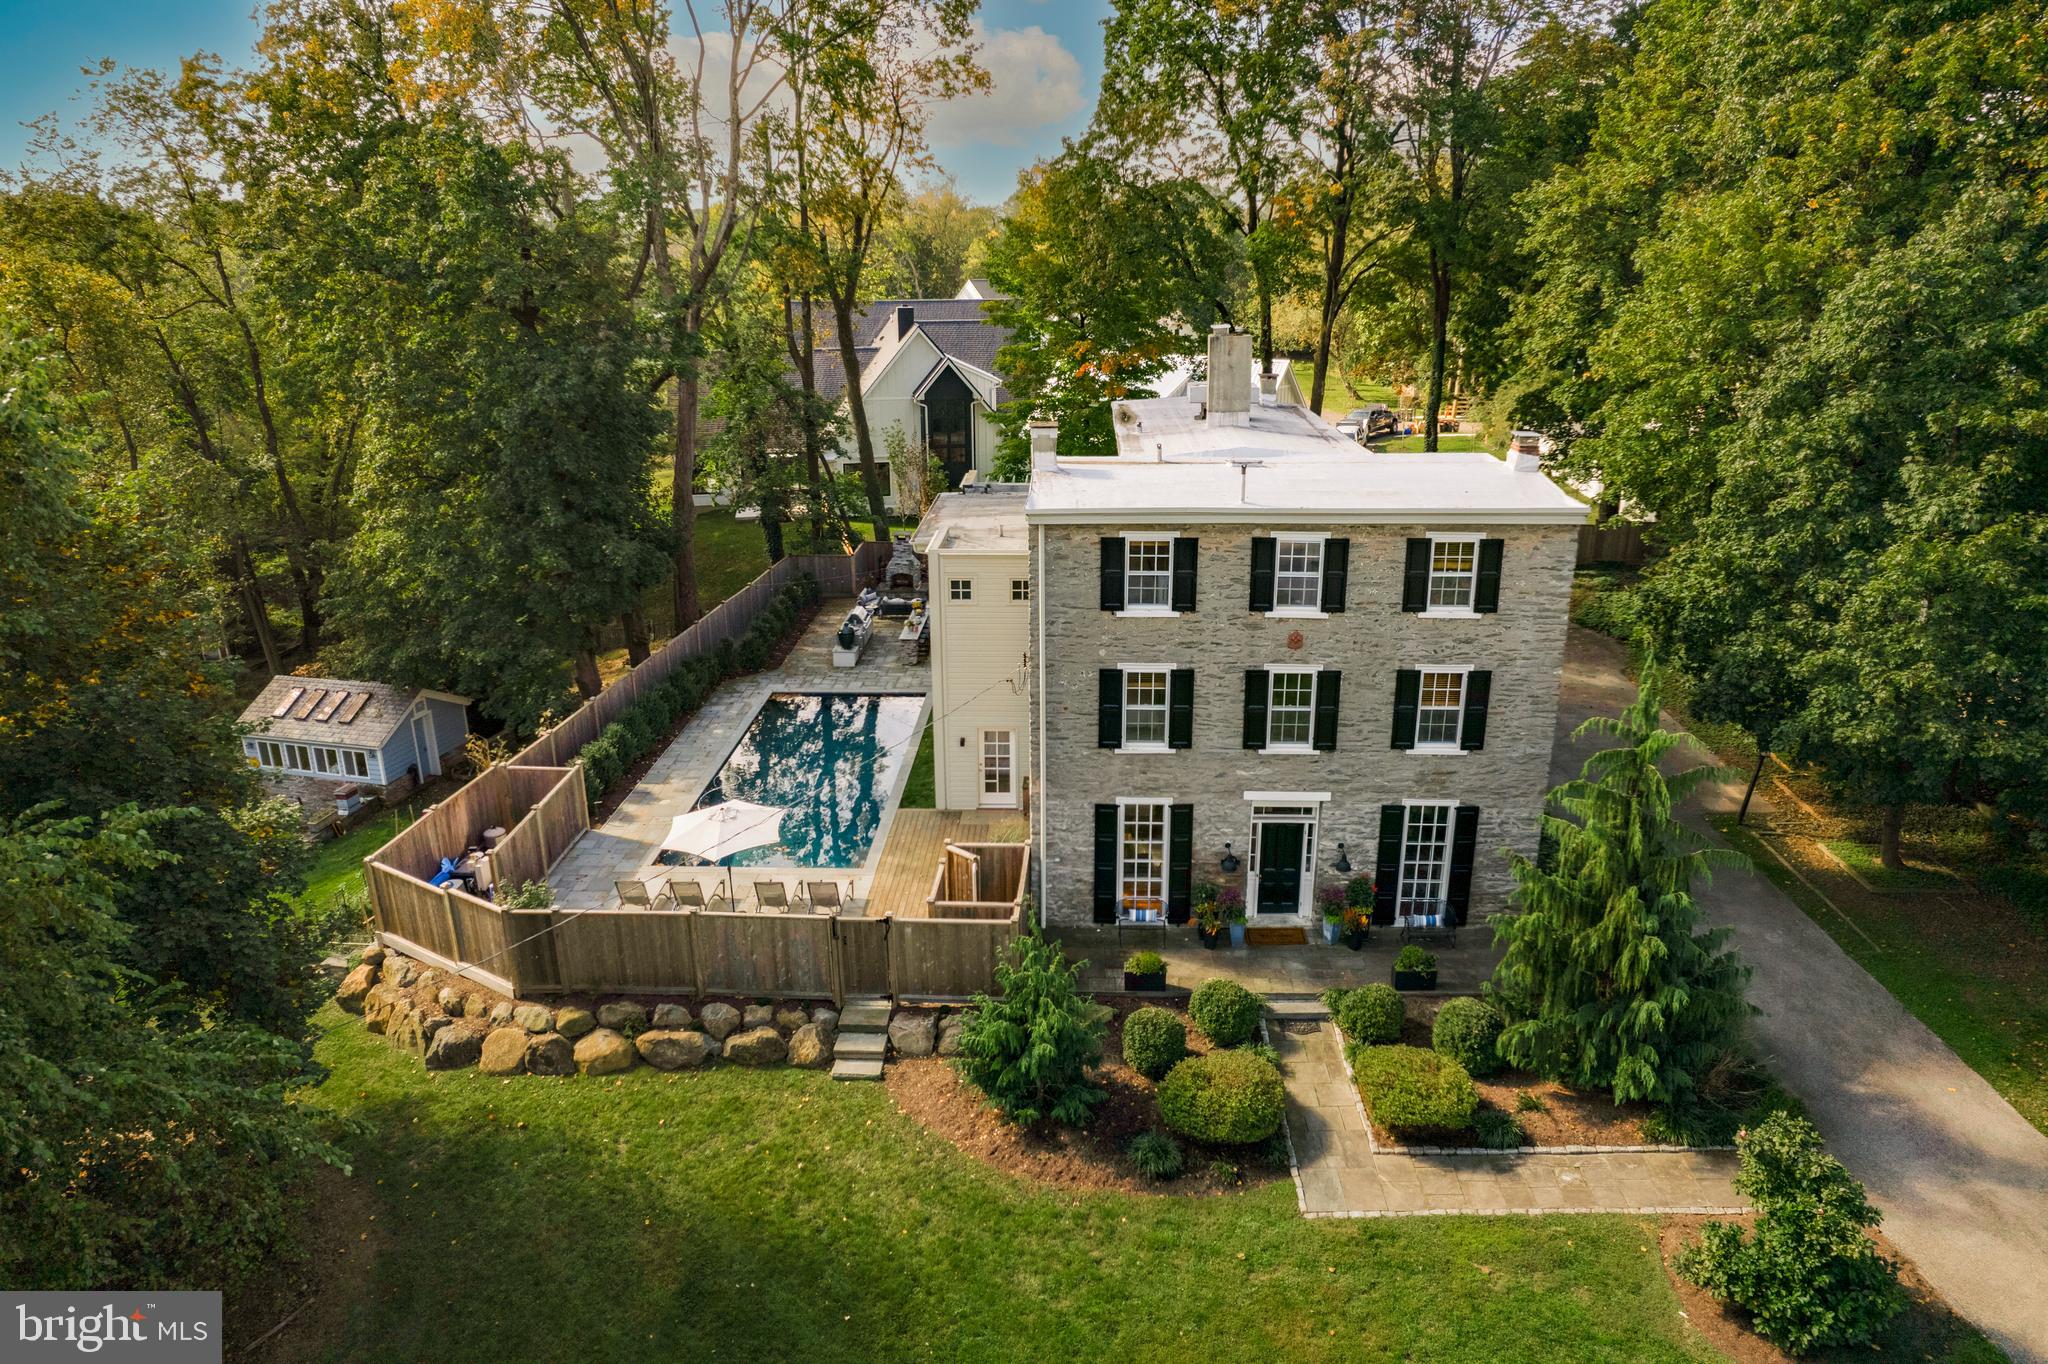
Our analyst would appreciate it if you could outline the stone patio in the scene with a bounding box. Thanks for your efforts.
[1051,923,1502,996]
[546,604,929,911]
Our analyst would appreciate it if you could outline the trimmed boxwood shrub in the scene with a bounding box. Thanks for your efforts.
[1432,997,1505,1077]
[1349,1044,1478,1135]
[1120,1006,1188,1080]
[1188,978,1264,1047]
[1326,983,1404,1044]
[1156,1050,1286,1145]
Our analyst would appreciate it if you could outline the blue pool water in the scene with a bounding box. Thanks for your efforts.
[667,692,925,869]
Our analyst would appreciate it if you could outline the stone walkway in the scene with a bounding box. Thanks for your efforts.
[1052,925,1502,996]
[1275,1022,1744,1218]
[548,607,929,910]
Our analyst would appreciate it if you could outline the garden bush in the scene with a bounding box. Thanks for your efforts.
[1156,1050,1286,1145]
[1123,949,1164,976]
[1126,1130,1184,1181]
[955,932,1106,1126]
[1188,978,1263,1047]
[1349,1044,1478,1135]
[1473,1109,1524,1150]
[1325,983,1404,1044]
[1675,1114,1905,1353]
[1120,1006,1188,1081]
[1432,997,1505,1076]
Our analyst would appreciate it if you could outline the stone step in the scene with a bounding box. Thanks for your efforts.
[1264,997,1331,1022]
[830,1057,885,1081]
[839,1000,893,1031]
[835,1032,888,1060]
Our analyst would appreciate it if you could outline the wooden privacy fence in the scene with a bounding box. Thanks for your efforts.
[367,763,589,896]
[1577,522,1650,567]
[928,843,1031,921]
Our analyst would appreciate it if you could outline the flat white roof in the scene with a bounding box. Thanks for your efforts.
[1024,396,1587,526]
[910,487,1030,553]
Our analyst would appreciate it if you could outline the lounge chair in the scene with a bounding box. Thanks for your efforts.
[616,877,674,912]
[665,875,724,912]
[803,880,846,914]
[753,881,793,913]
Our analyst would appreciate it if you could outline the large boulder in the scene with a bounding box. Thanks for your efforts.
[463,993,494,1020]
[359,945,387,967]
[722,1027,787,1067]
[513,1004,554,1034]
[936,1014,967,1058]
[635,1030,718,1071]
[383,957,418,988]
[421,1014,452,1040]
[699,1002,741,1041]
[810,1006,840,1035]
[437,986,465,1015]
[337,964,378,1014]
[525,1033,576,1076]
[424,1025,484,1070]
[651,1003,694,1031]
[573,1028,634,1076]
[887,1012,937,1058]
[362,984,402,1034]
[479,1028,529,1075]
[487,1001,516,1028]
[787,1024,833,1069]
[772,1006,809,1034]
[741,1003,775,1031]
[554,1006,596,1040]
[596,1001,648,1033]
[389,1007,426,1056]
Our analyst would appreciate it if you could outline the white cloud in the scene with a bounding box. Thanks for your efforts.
[930,24,1083,149]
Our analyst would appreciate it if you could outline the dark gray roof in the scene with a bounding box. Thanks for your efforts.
[796,297,1012,404]
[845,296,996,341]
[239,675,467,748]
[916,319,1009,380]
[812,347,877,401]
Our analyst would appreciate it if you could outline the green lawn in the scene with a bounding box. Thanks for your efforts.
[296,810,410,913]
[1370,435,1494,454]
[1315,372,1399,413]
[900,722,936,808]
[1820,839,1958,894]
[629,511,892,640]
[293,1008,1724,1364]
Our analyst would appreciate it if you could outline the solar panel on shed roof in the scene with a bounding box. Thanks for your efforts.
[335,693,371,725]
[312,690,348,722]
[271,686,305,719]
[291,688,327,720]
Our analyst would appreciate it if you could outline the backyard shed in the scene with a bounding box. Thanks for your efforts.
[239,675,470,806]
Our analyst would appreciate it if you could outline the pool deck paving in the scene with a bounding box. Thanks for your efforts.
[547,605,929,911]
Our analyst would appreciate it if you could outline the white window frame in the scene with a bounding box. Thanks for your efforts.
[978,728,1018,808]
[1261,664,1320,755]
[1117,531,1179,617]
[1397,799,1457,925]
[1118,664,1173,754]
[1411,663,1473,753]
[1422,532,1482,617]
[949,578,973,601]
[1268,530,1328,618]
[1116,797,1172,924]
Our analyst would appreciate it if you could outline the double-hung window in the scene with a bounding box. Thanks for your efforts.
[1122,669,1170,749]
[1266,668,1316,750]
[1398,802,1455,922]
[1273,536,1324,612]
[949,578,973,601]
[1428,536,1480,611]
[1415,670,1467,749]
[1119,801,1169,922]
[1124,536,1174,610]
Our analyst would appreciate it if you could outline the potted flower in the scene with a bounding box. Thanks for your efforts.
[1345,873,1375,920]
[1192,883,1224,949]
[1340,904,1371,951]
[1123,950,1167,992]
[1219,885,1248,948]
[1393,944,1438,990]
[1317,884,1346,945]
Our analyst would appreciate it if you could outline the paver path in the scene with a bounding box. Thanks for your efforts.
[1277,1023,1744,1217]
[1558,626,2048,1362]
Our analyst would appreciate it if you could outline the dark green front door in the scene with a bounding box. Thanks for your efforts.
[1256,821,1305,915]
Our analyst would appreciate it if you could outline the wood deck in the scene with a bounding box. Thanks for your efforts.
[868,809,1029,918]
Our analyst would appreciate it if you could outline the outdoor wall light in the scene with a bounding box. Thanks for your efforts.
[1333,842,1353,874]
[1219,842,1241,874]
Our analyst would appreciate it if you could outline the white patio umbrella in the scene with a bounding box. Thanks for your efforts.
[660,799,789,904]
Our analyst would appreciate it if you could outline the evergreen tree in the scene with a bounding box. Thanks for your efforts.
[1490,668,1752,1109]
[954,930,1107,1128]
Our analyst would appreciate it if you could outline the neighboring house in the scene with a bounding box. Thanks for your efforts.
[1009,324,1586,932]
[239,676,470,808]
[806,282,1012,505]
[909,485,1033,811]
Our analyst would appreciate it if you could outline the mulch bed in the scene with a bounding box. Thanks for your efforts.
[883,997,1287,1196]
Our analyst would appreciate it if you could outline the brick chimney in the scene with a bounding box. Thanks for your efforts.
[1205,323,1251,429]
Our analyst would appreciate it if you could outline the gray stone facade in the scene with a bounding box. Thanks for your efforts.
[1027,521,1577,927]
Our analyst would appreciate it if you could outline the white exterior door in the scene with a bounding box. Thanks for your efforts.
[978,729,1017,808]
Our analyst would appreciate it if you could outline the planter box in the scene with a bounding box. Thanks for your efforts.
[1393,968,1438,991]
[1122,969,1167,992]
[1321,919,1342,945]
[1227,923,1247,949]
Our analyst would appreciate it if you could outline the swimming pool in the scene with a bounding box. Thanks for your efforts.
[666,692,926,870]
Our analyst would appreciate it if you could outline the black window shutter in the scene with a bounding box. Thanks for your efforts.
[1092,804,1119,923]
[1167,805,1194,923]
[1171,537,1199,612]
[1241,669,1268,749]
[1168,668,1195,749]
[1447,805,1481,924]
[1099,537,1125,612]
[1321,538,1349,613]
[1401,538,1431,612]
[1390,668,1421,749]
[1097,669,1123,749]
[1474,539,1504,613]
[1248,537,1276,612]
[1373,805,1403,925]
[1311,670,1341,751]
[1460,670,1492,751]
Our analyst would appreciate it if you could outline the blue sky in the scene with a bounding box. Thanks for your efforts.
[0,0,1111,204]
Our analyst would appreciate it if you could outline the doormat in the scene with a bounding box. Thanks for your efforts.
[1246,926,1307,947]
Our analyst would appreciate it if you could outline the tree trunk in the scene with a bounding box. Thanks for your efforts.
[1258,283,1275,380]
[621,607,651,666]
[233,538,282,675]
[1879,802,1905,871]
[1737,749,1765,825]
[1311,194,1349,416]
[572,647,603,701]
[830,293,892,543]
[672,364,704,630]
[1424,248,1451,452]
